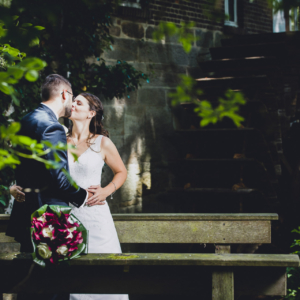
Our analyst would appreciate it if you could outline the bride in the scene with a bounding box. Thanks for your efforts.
[10,92,128,300]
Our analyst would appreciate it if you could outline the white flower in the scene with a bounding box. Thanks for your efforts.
[42,225,54,239]
[56,245,68,256]
[37,243,52,259]
[69,227,76,233]
[66,231,73,239]
[37,215,46,223]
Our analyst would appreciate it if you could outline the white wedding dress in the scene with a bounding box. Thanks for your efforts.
[69,135,128,300]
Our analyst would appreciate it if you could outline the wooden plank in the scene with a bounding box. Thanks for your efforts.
[0,253,298,267]
[115,220,272,243]
[112,213,278,221]
[213,245,233,300]
[0,262,289,296]
[0,213,279,221]
[212,270,234,300]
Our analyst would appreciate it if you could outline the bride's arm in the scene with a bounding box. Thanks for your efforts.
[86,137,127,206]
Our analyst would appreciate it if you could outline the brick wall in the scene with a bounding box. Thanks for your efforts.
[118,0,273,34]
[148,0,223,31]
[242,0,273,34]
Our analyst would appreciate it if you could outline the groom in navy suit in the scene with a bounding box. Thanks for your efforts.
[7,74,91,253]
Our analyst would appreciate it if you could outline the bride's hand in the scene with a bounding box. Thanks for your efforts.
[86,185,107,206]
[10,185,25,202]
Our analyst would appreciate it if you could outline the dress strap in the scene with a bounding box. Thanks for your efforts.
[94,135,103,153]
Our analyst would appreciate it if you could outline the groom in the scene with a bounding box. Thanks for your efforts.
[6,74,91,254]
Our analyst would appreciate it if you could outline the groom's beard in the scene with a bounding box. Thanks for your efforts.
[64,106,72,118]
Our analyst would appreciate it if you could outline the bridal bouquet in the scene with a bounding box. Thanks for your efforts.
[31,205,88,267]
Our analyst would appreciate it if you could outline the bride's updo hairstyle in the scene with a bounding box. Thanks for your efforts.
[68,92,109,146]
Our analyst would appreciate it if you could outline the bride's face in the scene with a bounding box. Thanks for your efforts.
[70,95,95,121]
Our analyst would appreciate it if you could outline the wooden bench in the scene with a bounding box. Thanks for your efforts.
[0,213,299,300]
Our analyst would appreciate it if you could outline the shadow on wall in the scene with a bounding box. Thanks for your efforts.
[100,92,180,214]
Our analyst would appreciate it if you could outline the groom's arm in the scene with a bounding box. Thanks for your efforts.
[42,123,87,208]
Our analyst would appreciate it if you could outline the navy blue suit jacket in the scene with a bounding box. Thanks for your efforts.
[6,104,86,251]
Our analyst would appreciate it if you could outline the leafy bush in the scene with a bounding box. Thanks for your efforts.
[286,227,300,300]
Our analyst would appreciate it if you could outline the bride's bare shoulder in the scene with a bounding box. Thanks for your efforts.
[101,136,114,149]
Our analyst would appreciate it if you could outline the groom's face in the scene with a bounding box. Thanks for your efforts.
[63,90,73,118]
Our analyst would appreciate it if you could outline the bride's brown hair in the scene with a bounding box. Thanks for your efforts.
[68,92,109,145]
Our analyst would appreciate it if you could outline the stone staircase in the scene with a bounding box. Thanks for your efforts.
[144,32,300,217]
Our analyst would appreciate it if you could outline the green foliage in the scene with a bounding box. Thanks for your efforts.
[168,75,246,127]
[268,0,300,13]
[0,1,148,212]
[0,121,73,171]
[153,21,246,128]
[286,227,300,300]
[9,0,148,100]
[152,21,197,53]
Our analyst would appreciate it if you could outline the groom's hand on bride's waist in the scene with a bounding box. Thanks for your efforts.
[86,185,106,207]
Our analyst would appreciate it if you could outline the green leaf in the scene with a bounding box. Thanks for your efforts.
[19,58,47,71]
[58,206,73,215]
[0,199,6,206]
[7,122,21,135]
[25,70,39,82]
[32,252,46,268]
[0,82,14,95]
[62,168,78,189]
[48,205,62,218]
[53,151,60,162]
[71,152,78,162]
[21,23,33,27]
[42,140,53,148]
[7,66,25,80]
[70,242,86,260]
[34,26,45,31]
[3,45,20,57]
[31,204,48,221]
[16,135,37,146]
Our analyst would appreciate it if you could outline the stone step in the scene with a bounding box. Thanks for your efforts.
[221,31,300,47]
[0,233,20,253]
[196,75,269,90]
[210,43,286,60]
[0,215,10,233]
[200,57,278,75]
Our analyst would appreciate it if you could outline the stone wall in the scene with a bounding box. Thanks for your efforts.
[95,17,221,213]
[96,0,273,213]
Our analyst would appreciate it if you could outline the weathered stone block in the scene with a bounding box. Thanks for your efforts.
[145,64,185,88]
[196,29,214,48]
[139,42,188,66]
[102,105,125,136]
[122,22,144,39]
[214,31,223,47]
[144,106,173,138]
[102,38,138,62]
[109,26,121,37]
[138,88,166,106]
[196,47,212,63]
[188,47,202,67]
[145,26,157,39]
[124,105,146,137]
[165,33,180,44]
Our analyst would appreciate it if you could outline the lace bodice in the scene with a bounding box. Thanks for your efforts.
[68,135,104,189]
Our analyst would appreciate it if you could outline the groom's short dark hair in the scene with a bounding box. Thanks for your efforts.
[41,74,72,101]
